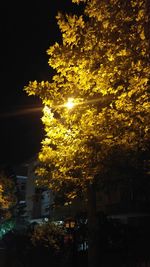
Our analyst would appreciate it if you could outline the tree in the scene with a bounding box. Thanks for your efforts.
[25,0,150,266]
[30,222,65,252]
[0,170,17,221]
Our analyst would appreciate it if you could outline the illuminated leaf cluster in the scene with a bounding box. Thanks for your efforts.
[31,222,65,251]
[0,171,16,217]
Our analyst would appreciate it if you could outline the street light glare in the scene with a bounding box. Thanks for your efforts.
[65,98,74,109]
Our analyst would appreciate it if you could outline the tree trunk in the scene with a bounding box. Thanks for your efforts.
[87,182,99,267]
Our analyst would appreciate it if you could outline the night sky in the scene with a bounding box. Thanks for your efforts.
[0,0,82,166]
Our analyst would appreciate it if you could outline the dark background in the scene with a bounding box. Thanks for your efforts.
[0,0,83,166]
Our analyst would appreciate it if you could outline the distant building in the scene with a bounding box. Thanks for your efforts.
[15,158,54,222]
[16,175,27,204]
[14,156,150,227]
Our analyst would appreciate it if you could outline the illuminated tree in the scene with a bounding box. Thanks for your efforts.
[0,170,17,220]
[25,0,150,266]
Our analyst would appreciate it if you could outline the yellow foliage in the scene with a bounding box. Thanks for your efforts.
[24,0,150,200]
[140,30,145,40]
[0,172,16,210]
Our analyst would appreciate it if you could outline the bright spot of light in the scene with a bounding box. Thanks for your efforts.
[65,98,74,109]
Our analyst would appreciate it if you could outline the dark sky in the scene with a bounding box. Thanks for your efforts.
[0,0,82,166]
